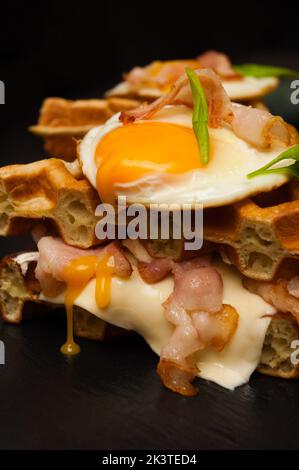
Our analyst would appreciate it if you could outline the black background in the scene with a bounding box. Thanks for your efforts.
[1,1,299,133]
[0,1,299,451]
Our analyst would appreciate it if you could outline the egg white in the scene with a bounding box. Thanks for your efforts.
[106,76,279,102]
[79,105,291,208]
[222,76,279,101]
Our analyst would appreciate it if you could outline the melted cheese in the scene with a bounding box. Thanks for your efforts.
[41,259,276,389]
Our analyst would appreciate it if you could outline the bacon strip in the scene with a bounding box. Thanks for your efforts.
[192,305,239,352]
[231,103,298,149]
[197,50,241,79]
[120,68,233,128]
[138,258,173,284]
[157,259,238,396]
[123,240,212,284]
[138,256,212,286]
[123,240,238,396]
[154,61,200,87]
[158,266,222,396]
[287,276,299,299]
[125,51,239,88]
[125,60,201,88]
[105,242,133,278]
[125,66,150,86]
[244,277,299,323]
[35,237,132,297]
[122,241,238,395]
[121,239,152,263]
[121,66,298,150]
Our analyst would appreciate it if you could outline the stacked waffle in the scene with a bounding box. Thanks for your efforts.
[1,51,299,396]
[29,97,140,161]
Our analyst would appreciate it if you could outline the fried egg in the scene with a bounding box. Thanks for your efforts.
[223,76,279,101]
[80,105,290,207]
[107,75,279,102]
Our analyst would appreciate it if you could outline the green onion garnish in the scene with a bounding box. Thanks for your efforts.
[234,64,299,78]
[186,67,210,166]
[247,144,299,180]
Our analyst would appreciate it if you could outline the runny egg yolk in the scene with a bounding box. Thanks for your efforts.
[95,122,212,204]
[60,254,115,355]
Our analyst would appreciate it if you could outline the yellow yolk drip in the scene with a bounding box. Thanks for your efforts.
[60,254,115,355]
[95,254,115,308]
[95,121,213,204]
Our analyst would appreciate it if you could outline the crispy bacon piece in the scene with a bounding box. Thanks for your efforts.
[231,103,298,149]
[287,276,299,299]
[139,255,213,284]
[244,277,299,323]
[138,258,173,283]
[125,51,239,88]
[125,60,201,88]
[173,256,212,275]
[105,242,133,278]
[154,61,200,88]
[157,359,199,397]
[120,68,233,128]
[159,304,239,396]
[197,50,241,79]
[169,265,223,312]
[158,266,221,394]
[123,240,212,284]
[35,237,131,297]
[122,239,172,282]
[123,242,237,391]
[121,239,152,263]
[157,261,238,396]
[192,305,239,352]
[158,300,205,396]
[125,66,150,86]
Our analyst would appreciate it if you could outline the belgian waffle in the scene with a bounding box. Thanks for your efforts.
[0,158,100,248]
[29,97,140,160]
[204,181,299,281]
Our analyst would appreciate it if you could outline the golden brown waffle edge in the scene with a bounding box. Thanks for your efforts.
[257,313,299,379]
[204,182,299,281]
[29,97,140,161]
[0,158,101,248]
